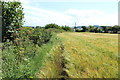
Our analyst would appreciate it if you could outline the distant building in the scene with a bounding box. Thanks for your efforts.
[73,29,76,32]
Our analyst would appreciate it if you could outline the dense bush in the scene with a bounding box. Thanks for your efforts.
[11,27,53,46]
[2,40,39,78]
[2,27,56,78]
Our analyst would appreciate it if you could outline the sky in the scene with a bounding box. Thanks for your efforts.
[17,0,119,27]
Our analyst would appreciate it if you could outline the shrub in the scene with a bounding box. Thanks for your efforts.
[45,23,61,29]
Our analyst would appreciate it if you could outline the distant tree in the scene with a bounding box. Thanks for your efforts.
[45,23,60,29]
[61,25,73,32]
[94,27,102,33]
[2,1,24,41]
[101,26,109,33]
[36,26,42,29]
[111,25,120,33]
[81,26,88,32]
[88,26,96,32]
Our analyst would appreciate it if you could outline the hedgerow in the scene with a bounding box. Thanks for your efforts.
[2,27,62,78]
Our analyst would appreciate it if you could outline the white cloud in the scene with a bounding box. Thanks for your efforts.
[9,0,117,26]
[23,5,74,26]
[65,9,118,26]
[24,7,118,26]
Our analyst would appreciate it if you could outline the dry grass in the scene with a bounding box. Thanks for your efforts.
[36,42,64,78]
[37,32,118,78]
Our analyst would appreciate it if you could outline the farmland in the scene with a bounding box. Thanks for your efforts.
[1,1,119,79]
[36,32,118,78]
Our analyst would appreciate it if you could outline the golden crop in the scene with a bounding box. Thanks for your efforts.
[37,32,118,78]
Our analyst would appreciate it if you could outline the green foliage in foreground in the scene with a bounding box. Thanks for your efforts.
[2,28,61,78]
[1,1,24,42]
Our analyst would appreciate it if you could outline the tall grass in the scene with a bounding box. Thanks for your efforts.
[36,34,63,78]
[38,32,118,78]
[58,32,118,78]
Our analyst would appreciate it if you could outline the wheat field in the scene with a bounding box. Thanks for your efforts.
[36,32,118,78]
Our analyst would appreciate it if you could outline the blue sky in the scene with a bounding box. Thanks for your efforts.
[31,2,117,13]
[18,0,119,27]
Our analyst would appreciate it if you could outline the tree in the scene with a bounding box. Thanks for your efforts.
[61,25,73,32]
[81,26,88,32]
[88,26,96,32]
[112,25,120,33]
[36,26,42,29]
[2,1,24,41]
[45,23,60,29]
[94,27,102,33]
[101,26,109,33]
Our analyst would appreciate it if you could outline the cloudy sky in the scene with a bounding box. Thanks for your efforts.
[18,0,119,27]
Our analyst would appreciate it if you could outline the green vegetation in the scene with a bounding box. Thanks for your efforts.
[75,25,120,33]
[45,23,73,32]
[1,1,73,78]
[2,1,24,42]
[45,23,60,29]
[61,25,73,32]
[81,26,89,32]
[2,27,60,78]
[1,0,118,79]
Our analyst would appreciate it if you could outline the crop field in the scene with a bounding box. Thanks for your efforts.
[36,32,118,78]
[2,1,120,79]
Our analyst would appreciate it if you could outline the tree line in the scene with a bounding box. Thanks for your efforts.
[36,23,73,32]
[75,25,120,34]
